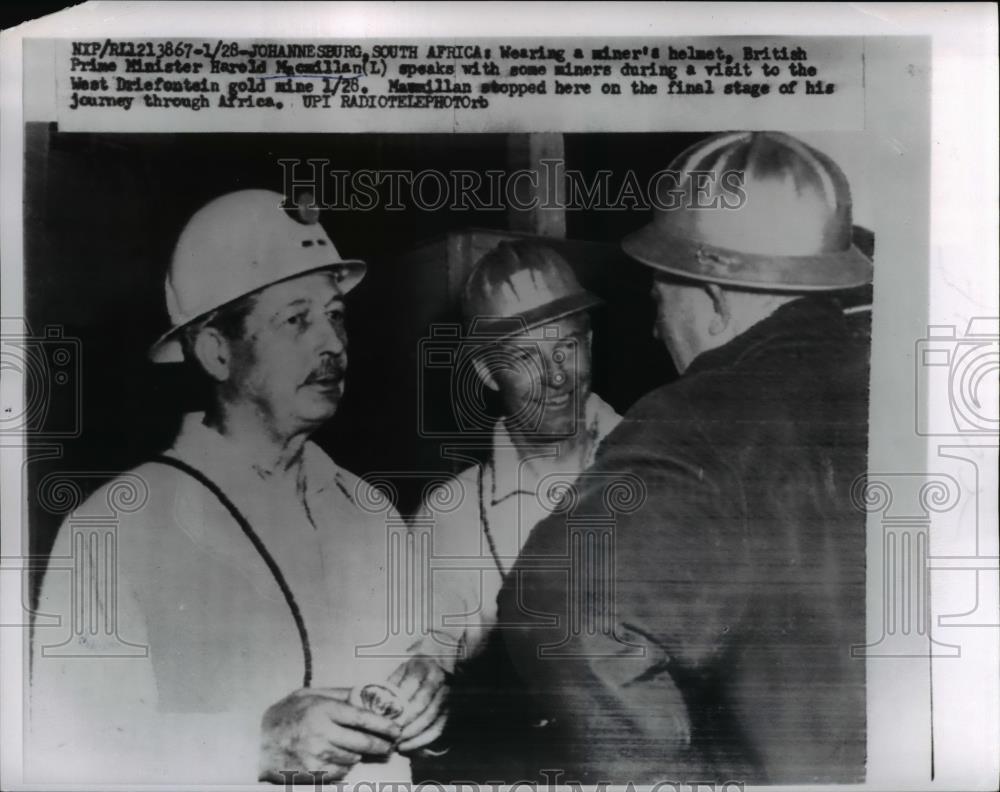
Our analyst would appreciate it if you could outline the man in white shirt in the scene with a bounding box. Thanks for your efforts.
[29,190,444,785]
[409,242,620,778]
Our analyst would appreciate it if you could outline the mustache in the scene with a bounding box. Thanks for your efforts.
[303,359,346,385]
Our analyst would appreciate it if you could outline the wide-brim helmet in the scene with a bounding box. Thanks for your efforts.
[462,240,603,342]
[622,131,873,290]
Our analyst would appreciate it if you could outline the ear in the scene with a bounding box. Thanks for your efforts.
[191,327,233,383]
[705,283,731,336]
[472,355,499,392]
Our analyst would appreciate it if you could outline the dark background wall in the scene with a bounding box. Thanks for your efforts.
[24,126,701,564]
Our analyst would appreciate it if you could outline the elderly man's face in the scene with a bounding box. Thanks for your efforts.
[226,271,348,437]
[488,313,593,439]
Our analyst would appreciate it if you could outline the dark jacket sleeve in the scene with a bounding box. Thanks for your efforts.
[497,383,753,780]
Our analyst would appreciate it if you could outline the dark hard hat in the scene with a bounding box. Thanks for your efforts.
[462,240,602,341]
[622,132,873,291]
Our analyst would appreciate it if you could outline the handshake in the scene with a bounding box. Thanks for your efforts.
[259,655,447,783]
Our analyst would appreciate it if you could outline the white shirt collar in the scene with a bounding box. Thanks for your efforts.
[169,411,348,500]
[489,391,622,503]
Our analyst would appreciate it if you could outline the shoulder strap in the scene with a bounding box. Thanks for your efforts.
[150,454,312,688]
[478,462,507,578]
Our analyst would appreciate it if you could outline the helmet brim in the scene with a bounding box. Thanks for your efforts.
[149,260,366,363]
[621,224,873,292]
[466,290,604,343]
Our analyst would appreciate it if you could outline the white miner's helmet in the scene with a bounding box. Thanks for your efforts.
[149,189,366,363]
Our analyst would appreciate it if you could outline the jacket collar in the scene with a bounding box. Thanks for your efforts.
[684,296,848,377]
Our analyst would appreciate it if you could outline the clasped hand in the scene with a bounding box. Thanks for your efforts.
[259,655,447,783]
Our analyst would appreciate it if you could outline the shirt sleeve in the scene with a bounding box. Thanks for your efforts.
[29,514,161,782]
[408,486,494,674]
[28,508,263,784]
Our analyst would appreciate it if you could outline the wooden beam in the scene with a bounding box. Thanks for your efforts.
[505,132,566,238]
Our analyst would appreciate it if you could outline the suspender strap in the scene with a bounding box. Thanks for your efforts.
[151,454,313,688]
[478,463,507,578]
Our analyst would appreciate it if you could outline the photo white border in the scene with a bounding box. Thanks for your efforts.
[2,3,997,790]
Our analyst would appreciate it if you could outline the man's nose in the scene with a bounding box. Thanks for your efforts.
[316,315,347,356]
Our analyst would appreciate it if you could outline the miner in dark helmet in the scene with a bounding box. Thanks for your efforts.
[497,131,873,784]
[410,240,622,781]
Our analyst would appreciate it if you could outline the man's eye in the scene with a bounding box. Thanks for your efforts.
[286,312,308,327]
[326,309,345,324]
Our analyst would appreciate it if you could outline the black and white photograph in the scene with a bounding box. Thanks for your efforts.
[1,4,997,792]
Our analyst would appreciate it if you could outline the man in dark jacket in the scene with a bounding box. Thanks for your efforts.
[495,132,873,785]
